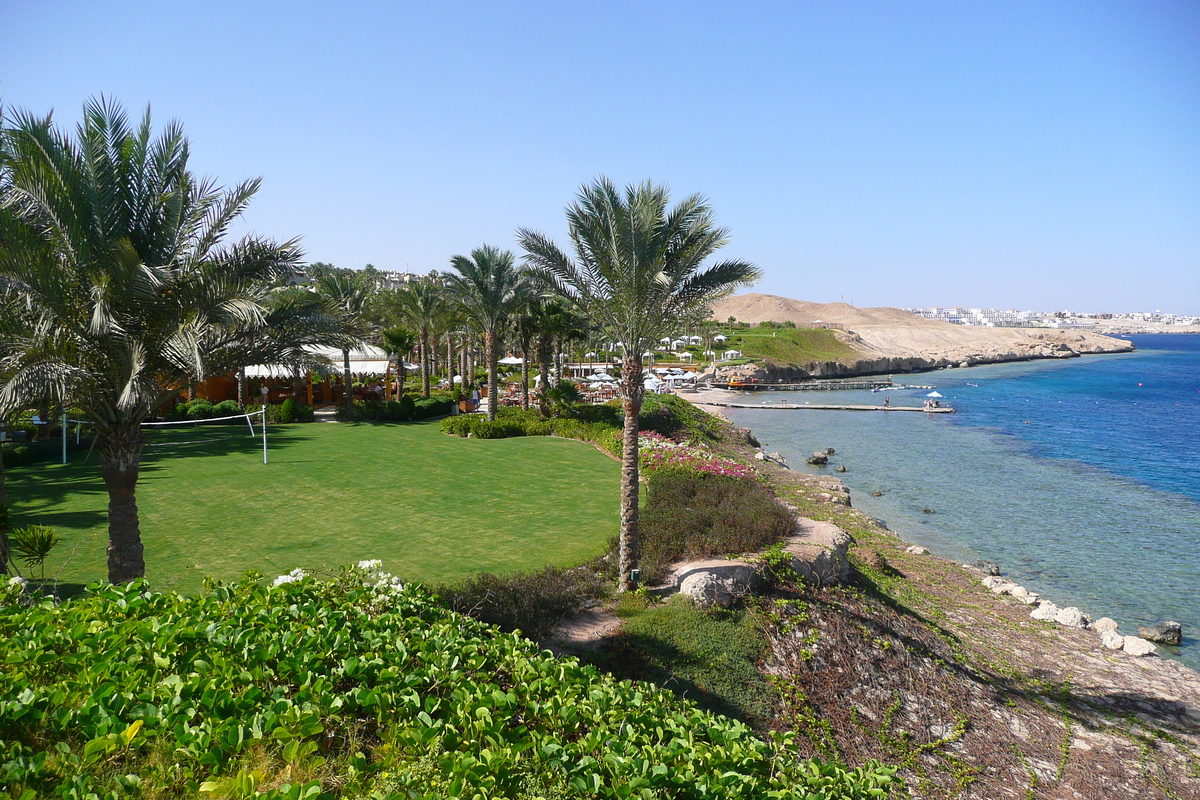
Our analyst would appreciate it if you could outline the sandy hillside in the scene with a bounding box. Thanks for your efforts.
[710,293,1133,365]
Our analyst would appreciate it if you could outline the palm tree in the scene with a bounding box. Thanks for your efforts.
[447,246,525,421]
[313,271,377,409]
[392,278,445,398]
[0,99,303,583]
[380,326,418,395]
[519,178,760,591]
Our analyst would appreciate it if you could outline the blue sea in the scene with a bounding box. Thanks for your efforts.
[723,334,1200,670]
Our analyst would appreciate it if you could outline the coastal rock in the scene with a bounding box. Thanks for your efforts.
[1101,630,1125,650]
[1017,593,1041,606]
[734,427,760,448]
[1092,617,1119,634]
[1054,607,1091,629]
[754,451,766,460]
[906,545,929,555]
[835,465,847,473]
[970,560,1001,576]
[1007,585,1030,600]
[872,490,883,496]
[674,561,759,608]
[1138,621,1183,645]
[1031,602,1059,621]
[764,452,789,468]
[1122,636,1158,657]
[824,447,836,455]
[806,452,829,466]
[990,581,1019,596]
[922,508,934,514]
[981,576,1008,591]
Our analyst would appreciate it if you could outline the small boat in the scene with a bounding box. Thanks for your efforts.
[966,382,979,387]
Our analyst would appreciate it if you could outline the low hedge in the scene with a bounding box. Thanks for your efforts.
[440,411,619,454]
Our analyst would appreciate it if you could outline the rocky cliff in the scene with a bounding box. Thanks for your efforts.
[709,293,1133,378]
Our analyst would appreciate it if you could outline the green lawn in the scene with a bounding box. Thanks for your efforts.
[721,327,863,365]
[5,420,621,594]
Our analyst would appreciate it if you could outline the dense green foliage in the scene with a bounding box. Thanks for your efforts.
[334,396,452,423]
[638,473,795,584]
[271,400,316,424]
[0,571,897,799]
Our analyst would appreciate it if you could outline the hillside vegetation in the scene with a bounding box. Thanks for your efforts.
[0,568,898,799]
[720,327,863,366]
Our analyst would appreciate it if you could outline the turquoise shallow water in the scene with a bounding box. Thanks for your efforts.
[723,334,1200,670]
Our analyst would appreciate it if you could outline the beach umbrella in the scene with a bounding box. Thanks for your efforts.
[926,391,943,398]
[498,356,524,365]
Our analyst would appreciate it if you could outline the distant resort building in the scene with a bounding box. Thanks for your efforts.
[904,305,1200,329]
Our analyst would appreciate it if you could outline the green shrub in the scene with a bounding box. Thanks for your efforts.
[436,564,609,639]
[398,393,417,417]
[212,399,241,420]
[638,473,795,584]
[184,399,216,420]
[412,396,453,419]
[335,399,413,422]
[0,570,899,799]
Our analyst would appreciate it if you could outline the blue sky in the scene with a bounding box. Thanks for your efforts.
[4,1,1198,313]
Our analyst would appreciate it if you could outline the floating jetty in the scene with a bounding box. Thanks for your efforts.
[712,378,937,392]
[702,401,955,414]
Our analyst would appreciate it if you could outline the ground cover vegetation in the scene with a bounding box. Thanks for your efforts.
[717,327,861,367]
[2,422,620,593]
[0,567,900,799]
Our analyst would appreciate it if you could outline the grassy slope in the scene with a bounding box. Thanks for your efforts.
[6,420,620,593]
[720,328,862,365]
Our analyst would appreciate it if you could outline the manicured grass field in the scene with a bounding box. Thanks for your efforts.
[5,420,621,594]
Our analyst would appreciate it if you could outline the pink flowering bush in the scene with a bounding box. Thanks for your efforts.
[639,432,756,479]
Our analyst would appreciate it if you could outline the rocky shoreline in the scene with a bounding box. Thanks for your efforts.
[679,391,1200,796]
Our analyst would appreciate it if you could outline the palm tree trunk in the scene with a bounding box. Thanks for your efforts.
[420,330,432,398]
[447,336,457,394]
[398,362,407,396]
[617,352,645,593]
[486,329,499,421]
[0,443,7,575]
[521,331,536,409]
[537,332,552,418]
[237,367,247,409]
[342,348,353,409]
[99,421,146,583]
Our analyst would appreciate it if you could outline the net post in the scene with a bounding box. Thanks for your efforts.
[262,405,268,464]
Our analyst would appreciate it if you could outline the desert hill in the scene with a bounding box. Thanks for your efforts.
[708,293,1133,369]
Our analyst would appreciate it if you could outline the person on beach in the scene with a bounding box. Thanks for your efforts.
[884,396,890,408]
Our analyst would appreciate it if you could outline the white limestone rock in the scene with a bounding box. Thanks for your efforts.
[1101,630,1125,650]
[1122,636,1158,657]
[1092,617,1119,634]
[906,545,929,555]
[1030,602,1059,621]
[1054,607,1091,629]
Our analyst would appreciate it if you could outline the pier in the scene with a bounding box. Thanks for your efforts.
[700,401,955,413]
[711,379,937,392]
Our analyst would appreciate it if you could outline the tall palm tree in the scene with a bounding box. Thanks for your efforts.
[0,99,303,583]
[392,278,445,398]
[313,271,377,409]
[448,246,525,421]
[519,178,760,591]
